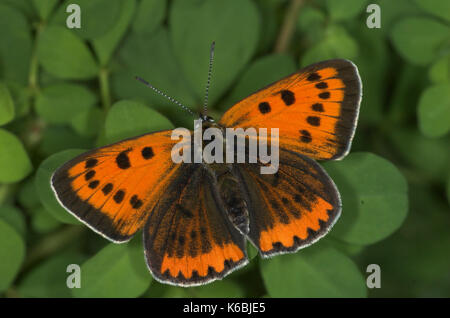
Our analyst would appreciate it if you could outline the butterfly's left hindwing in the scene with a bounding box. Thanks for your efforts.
[51,130,189,242]
[234,148,341,257]
[144,165,248,286]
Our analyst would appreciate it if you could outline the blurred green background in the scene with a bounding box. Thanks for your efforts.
[0,0,449,298]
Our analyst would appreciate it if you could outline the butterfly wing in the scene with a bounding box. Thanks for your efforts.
[219,59,362,160]
[233,148,340,257]
[51,130,190,242]
[144,164,247,286]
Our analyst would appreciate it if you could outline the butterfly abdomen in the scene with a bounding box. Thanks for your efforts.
[214,167,249,235]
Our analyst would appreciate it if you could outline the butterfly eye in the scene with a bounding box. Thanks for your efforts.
[199,114,215,123]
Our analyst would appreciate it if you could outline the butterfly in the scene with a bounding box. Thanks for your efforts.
[51,54,362,287]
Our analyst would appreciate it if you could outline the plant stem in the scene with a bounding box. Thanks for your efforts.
[28,22,44,95]
[274,0,305,53]
[99,68,111,111]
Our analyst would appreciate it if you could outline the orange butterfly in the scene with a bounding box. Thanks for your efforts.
[51,48,362,286]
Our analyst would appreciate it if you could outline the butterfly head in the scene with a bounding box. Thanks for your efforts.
[196,114,216,130]
[200,114,215,123]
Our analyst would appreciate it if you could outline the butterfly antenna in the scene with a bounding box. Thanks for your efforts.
[203,41,215,116]
[135,76,196,117]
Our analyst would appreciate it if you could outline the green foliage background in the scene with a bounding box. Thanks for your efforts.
[0,0,449,298]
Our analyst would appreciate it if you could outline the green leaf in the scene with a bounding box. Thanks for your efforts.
[325,0,369,21]
[37,26,99,79]
[390,17,450,65]
[0,129,32,183]
[362,185,450,297]
[6,83,31,118]
[92,0,136,66]
[429,55,450,84]
[375,0,423,34]
[0,4,32,85]
[254,0,281,52]
[418,84,450,138]
[166,279,245,298]
[323,152,408,245]
[1,0,35,19]
[72,240,151,297]
[0,220,25,292]
[35,83,98,124]
[352,26,389,125]
[31,0,59,20]
[222,54,297,110]
[390,128,450,182]
[112,28,197,124]
[0,205,26,238]
[447,175,450,205]
[31,206,61,234]
[104,100,173,144]
[52,0,122,40]
[18,251,86,297]
[301,25,359,67]
[386,64,426,124]
[298,5,326,30]
[170,0,260,105]
[247,241,259,260]
[39,126,93,156]
[18,177,41,210]
[71,107,104,137]
[156,284,189,298]
[414,0,450,23]
[35,149,85,224]
[132,0,166,35]
[0,83,15,125]
[260,244,366,297]
[297,5,326,43]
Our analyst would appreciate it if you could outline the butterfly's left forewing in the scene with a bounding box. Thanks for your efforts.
[51,130,189,242]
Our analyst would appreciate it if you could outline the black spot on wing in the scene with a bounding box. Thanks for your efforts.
[315,82,328,89]
[85,170,95,181]
[299,130,312,143]
[114,190,125,203]
[312,103,324,112]
[116,150,131,169]
[307,116,321,126]
[176,204,193,219]
[88,180,99,189]
[102,183,113,195]
[85,158,98,168]
[280,90,295,106]
[319,92,330,99]
[142,147,154,159]
[258,102,271,114]
[307,72,321,81]
[130,194,143,209]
